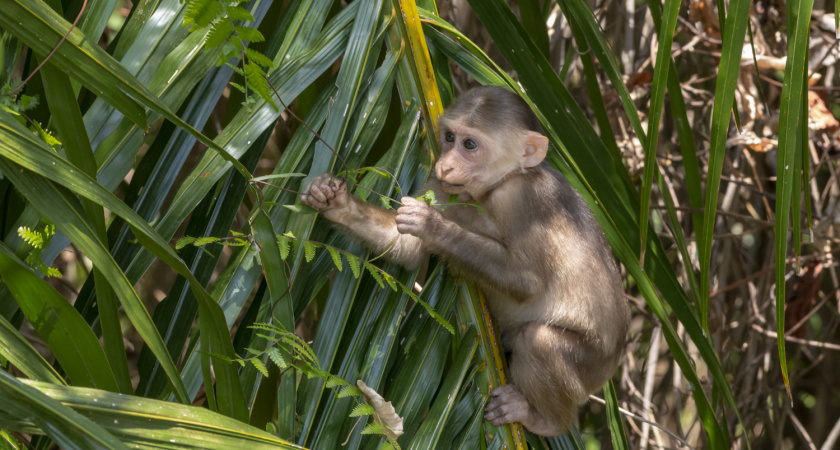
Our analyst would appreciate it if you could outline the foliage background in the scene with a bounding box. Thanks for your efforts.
[0,0,838,449]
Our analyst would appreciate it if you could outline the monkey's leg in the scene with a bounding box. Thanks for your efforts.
[485,322,602,436]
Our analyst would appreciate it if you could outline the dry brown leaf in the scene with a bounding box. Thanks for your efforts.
[357,380,404,441]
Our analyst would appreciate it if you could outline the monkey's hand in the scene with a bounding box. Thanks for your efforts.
[395,197,443,240]
[301,174,350,222]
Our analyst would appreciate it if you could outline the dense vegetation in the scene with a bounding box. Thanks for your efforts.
[0,0,838,448]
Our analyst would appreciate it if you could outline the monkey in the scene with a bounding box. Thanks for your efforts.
[300,86,629,436]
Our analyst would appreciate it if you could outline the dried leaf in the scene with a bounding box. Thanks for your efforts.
[357,380,404,441]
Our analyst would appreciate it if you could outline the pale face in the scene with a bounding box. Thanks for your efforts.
[435,118,520,197]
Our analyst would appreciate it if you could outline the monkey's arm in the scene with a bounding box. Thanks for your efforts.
[301,174,426,269]
[396,197,542,297]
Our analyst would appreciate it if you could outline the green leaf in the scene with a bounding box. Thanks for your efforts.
[0,243,118,391]
[346,253,362,278]
[205,20,234,48]
[698,0,753,330]
[637,0,681,263]
[277,234,291,260]
[251,358,269,378]
[226,5,256,22]
[364,262,385,288]
[176,236,198,249]
[184,0,223,30]
[0,0,147,128]
[0,313,65,385]
[327,246,343,271]
[775,0,815,401]
[267,348,288,369]
[0,370,127,449]
[379,195,394,210]
[604,381,629,450]
[194,236,221,246]
[2,380,303,449]
[350,404,375,417]
[235,26,265,43]
[303,241,318,262]
[408,328,478,449]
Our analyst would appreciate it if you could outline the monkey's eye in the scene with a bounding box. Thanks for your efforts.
[445,132,455,143]
[463,139,477,150]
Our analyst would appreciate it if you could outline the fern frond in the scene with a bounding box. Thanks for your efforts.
[17,226,44,248]
[176,236,197,249]
[250,358,269,377]
[204,20,233,48]
[345,253,361,279]
[184,0,223,30]
[234,26,264,43]
[266,347,287,369]
[364,262,385,289]
[301,239,317,263]
[225,5,255,22]
[327,247,343,272]
[244,47,274,68]
[350,404,375,417]
[277,234,291,260]
[361,422,384,436]
[243,62,276,109]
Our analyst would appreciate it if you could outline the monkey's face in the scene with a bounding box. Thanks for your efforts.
[436,118,548,197]
[436,120,518,196]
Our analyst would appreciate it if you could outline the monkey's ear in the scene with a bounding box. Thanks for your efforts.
[522,132,549,167]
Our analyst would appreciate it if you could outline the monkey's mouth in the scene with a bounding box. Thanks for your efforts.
[440,180,465,193]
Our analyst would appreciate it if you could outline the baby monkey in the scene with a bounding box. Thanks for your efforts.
[301,86,629,436]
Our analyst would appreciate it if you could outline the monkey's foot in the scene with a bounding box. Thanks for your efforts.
[484,385,563,436]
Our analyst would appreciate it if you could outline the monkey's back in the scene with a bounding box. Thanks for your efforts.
[441,165,628,359]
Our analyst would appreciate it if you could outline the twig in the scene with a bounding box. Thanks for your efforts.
[750,324,840,351]
[821,416,840,450]
[6,0,88,96]
[789,410,818,450]
[588,394,693,449]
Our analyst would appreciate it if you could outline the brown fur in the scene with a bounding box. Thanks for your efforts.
[301,86,629,436]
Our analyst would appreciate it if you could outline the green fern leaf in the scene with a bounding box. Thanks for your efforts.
[250,358,269,377]
[346,254,361,279]
[337,385,362,399]
[244,63,276,108]
[225,5,255,22]
[402,286,455,335]
[302,240,317,262]
[382,273,397,292]
[245,47,274,68]
[234,26,264,43]
[350,404,375,417]
[277,234,291,260]
[327,247,343,272]
[361,422,384,436]
[194,236,220,246]
[204,20,233,48]
[364,262,384,289]
[379,196,393,210]
[266,347,287,369]
[17,226,44,248]
[184,0,223,30]
[176,236,197,249]
[325,375,348,389]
